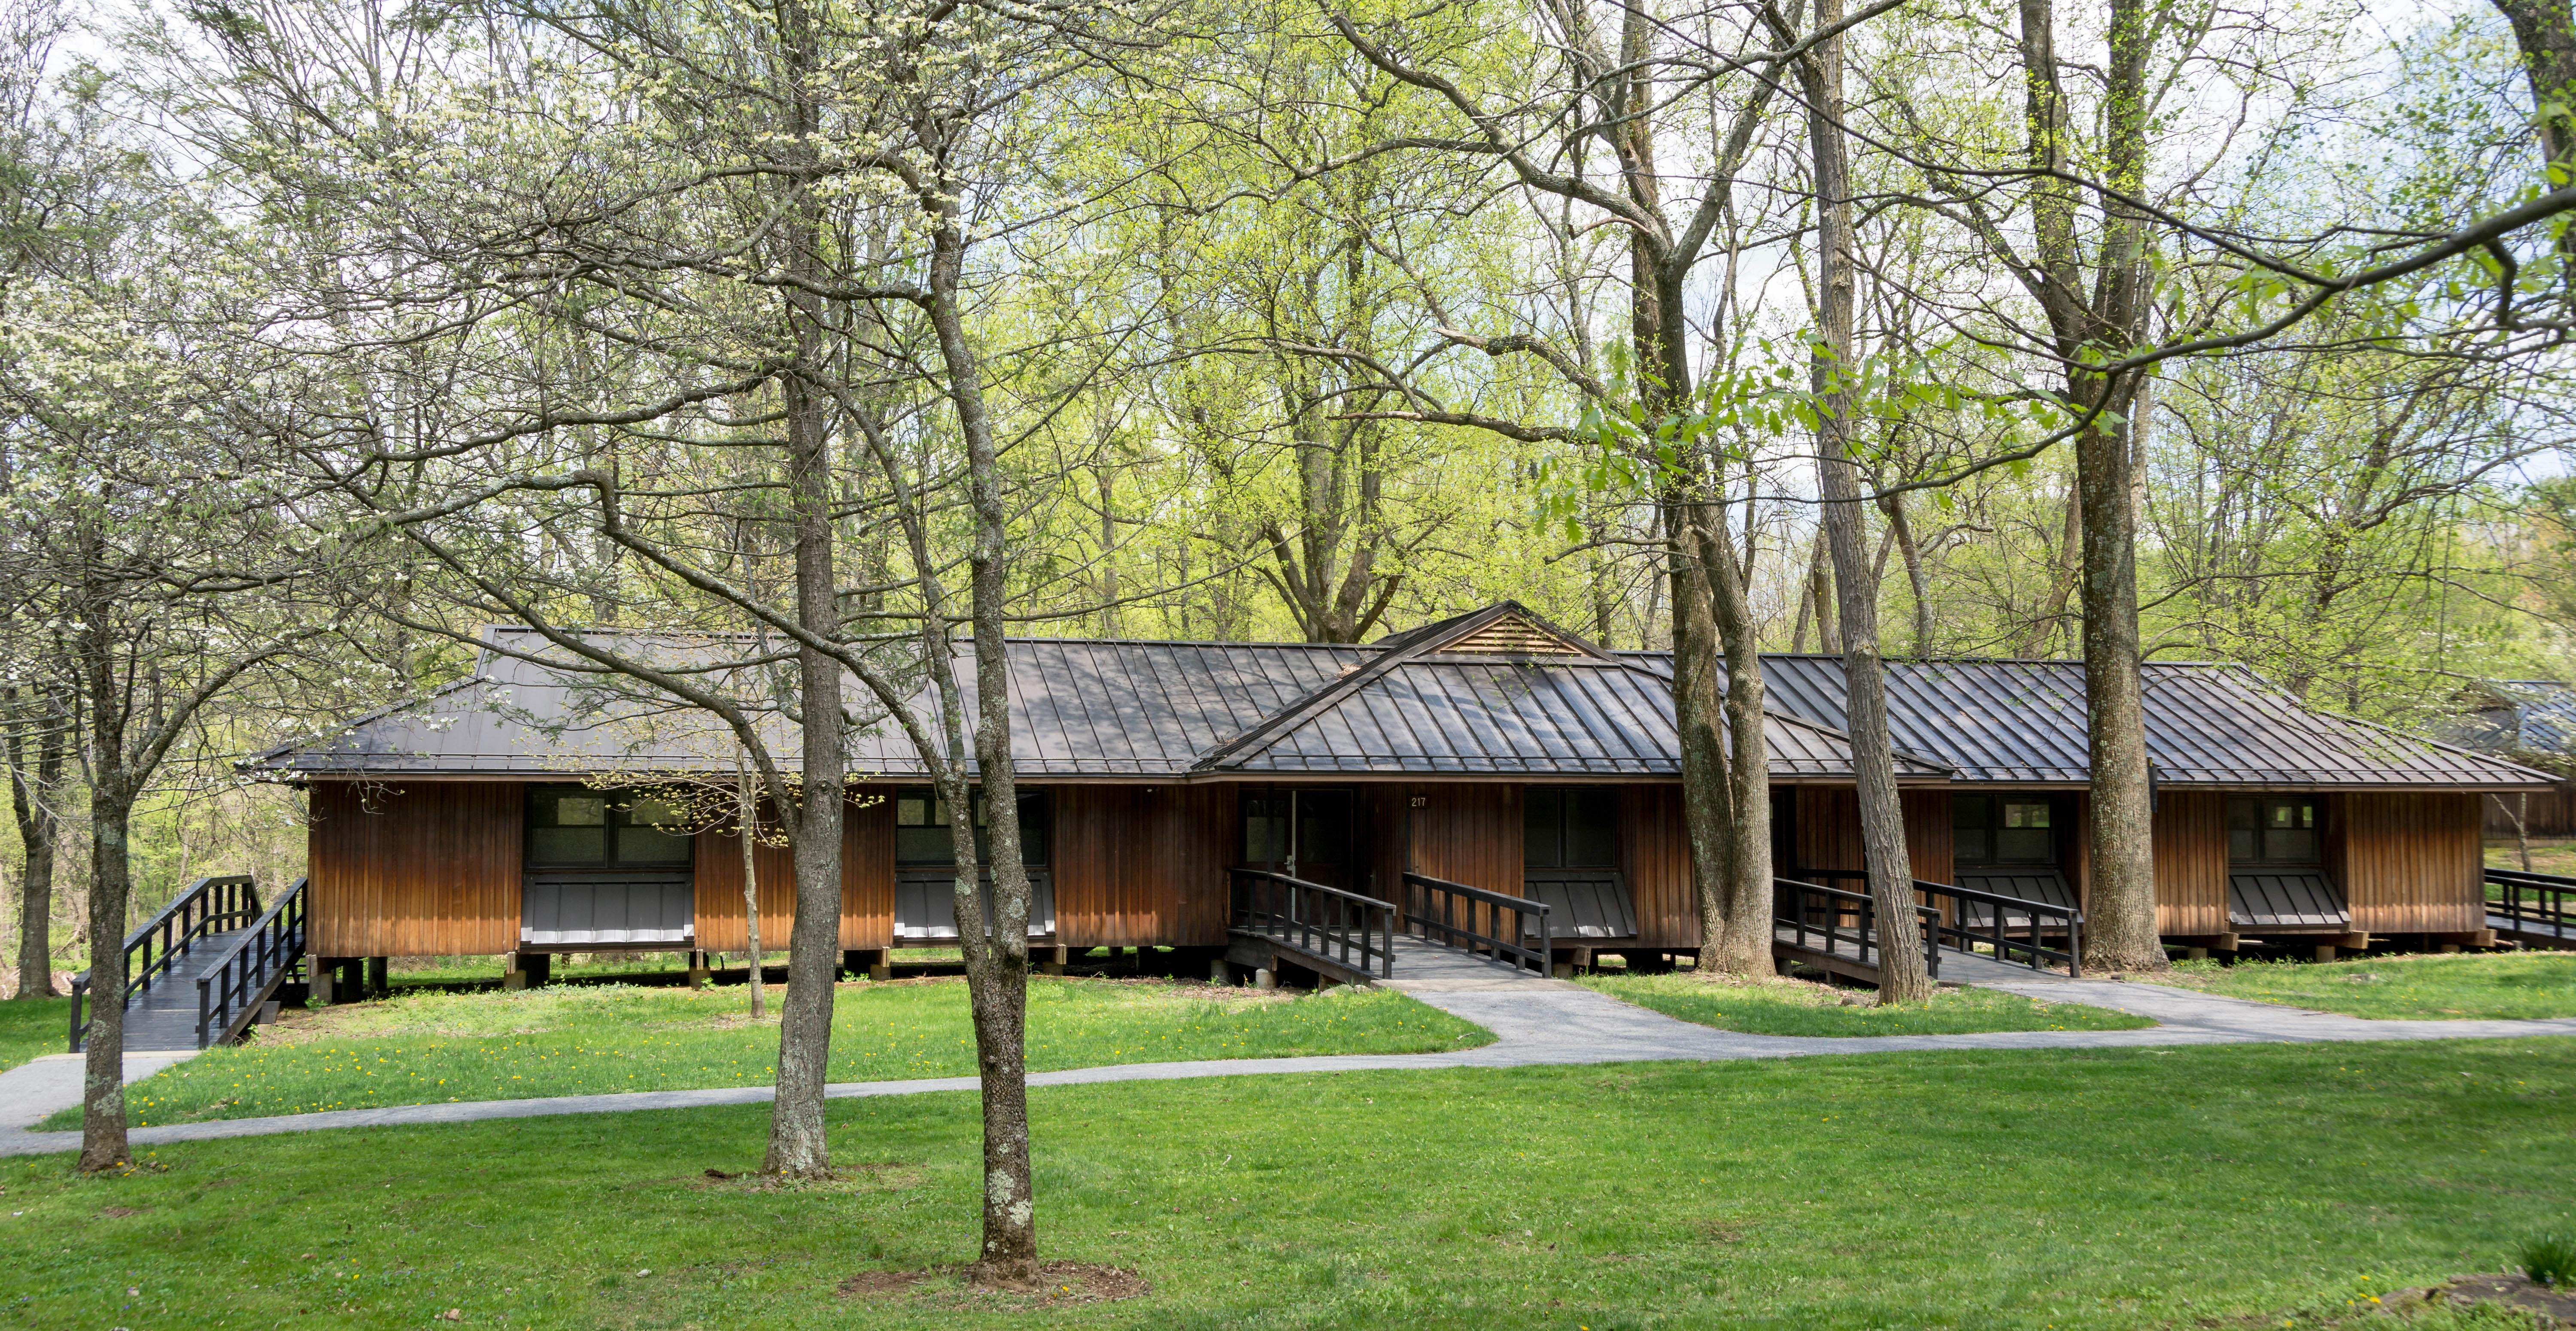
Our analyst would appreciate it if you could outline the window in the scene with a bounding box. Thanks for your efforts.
[1239,791,1350,868]
[1997,801,2053,863]
[1953,796,1988,864]
[895,790,954,865]
[1242,793,1286,865]
[1953,795,2057,867]
[2227,795,2318,864]
[526,785,694,868]
[895,787,1050,867]
[1525,788,1619,869]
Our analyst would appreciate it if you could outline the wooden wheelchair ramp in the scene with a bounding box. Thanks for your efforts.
[70,876,309,1054]
[1225,866,1570,988]
[1774,873,2086,985]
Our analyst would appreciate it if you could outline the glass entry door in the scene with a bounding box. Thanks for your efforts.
[1242,789,1359,888]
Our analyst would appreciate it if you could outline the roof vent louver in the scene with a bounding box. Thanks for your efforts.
[1445,615,1589,656]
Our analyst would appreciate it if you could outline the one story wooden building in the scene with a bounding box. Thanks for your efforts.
[252,603,2550,975]
[2444,678,2576,837]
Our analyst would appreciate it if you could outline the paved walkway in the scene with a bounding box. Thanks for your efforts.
[0,1050,205,1137]
[3,966,2570,1158]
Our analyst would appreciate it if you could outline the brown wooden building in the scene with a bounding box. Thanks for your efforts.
[254,604,2550,973]
[2442,679,2576,838]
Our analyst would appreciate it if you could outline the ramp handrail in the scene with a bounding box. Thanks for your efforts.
[1402,871,1552,976]
[70,874,261,1053]
[2486,867,2575,941]
[197,877,308,1049]
[1230,868,1396,980]
[1774,874,1943,980]
[1912,878,2082,977]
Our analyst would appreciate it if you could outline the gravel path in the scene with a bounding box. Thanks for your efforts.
[2,966,2567,1158]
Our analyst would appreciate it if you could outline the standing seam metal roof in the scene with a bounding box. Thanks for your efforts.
[1701,654,2550,788]
[250,612,2551,789]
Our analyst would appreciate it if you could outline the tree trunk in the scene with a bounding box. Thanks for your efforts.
[79,782,135,1172]
[8,692,64,999]
[2491,0,2576,185]
[1669,517,1744,970]
[927,174,1041,1289]
[2072,399,2163,971]
[1682,506,1777,973]
[1803,537,1836,651]
[2020,491,2083,658]
[736,757,765,1020]
[759,0,850,1177]
[2070,0,2168,974]
[2008,0,2168,972]
[1880,493,1934,655]
[1800,0,1930,1003]
[761,365,848,1176]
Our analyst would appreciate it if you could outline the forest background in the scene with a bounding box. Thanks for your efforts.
[2,0,2574,996]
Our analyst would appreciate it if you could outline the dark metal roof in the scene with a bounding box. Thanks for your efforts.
[252,610,1918,782]
[2450,680,2576,756]
[2514,682,2576,752]
[255,629,1370,779]
[252,608,2552,789]
[1689,655,2551,789]
[1191,602,1940,777]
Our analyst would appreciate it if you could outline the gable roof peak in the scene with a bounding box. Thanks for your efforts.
[1378,600,1611,660]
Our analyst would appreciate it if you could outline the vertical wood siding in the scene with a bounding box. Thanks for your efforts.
[1901,791,1953,885]
[1794,787,1864,874]
[1624,784,1696,946]
[2070,793,2093,903]
[690,821,793,952]
[1054,784,1228,947]
[308,780,522,956]
[691,791,896,951]
[1790,785,1947,882]
[1374,783,1522,894]
[843,792,896,945]
[2340,792,2483,933]
[2486,784,2576,837]
[2150,791,2228,935]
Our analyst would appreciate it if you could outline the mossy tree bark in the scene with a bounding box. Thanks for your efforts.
[1782,0,1931,1002]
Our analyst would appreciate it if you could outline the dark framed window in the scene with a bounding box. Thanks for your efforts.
[1239,790,1351,868]
[1525,787,1619,869]
[2227,795,2318,864]
[1952,795,2057,867]
[1242,793,1285,865]
[526,785,695,868]
[895,787,1050,867]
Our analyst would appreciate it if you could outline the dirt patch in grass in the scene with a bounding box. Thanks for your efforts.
[839,1261,1148,1306]
[839,1268,939,1296]
[1697,1219,1750,1245]
[2387,1272,2576,1322]
[692,1163,923,1192]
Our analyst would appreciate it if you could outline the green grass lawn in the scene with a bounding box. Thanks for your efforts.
[4,1038,2572,1328]
[2154,952,2576,1020]
[43,977,1488,1128]
[2486,837,2576,876]
[0,996,69,1072]
[388,952,708,984]
[1580,971,2155,1035]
